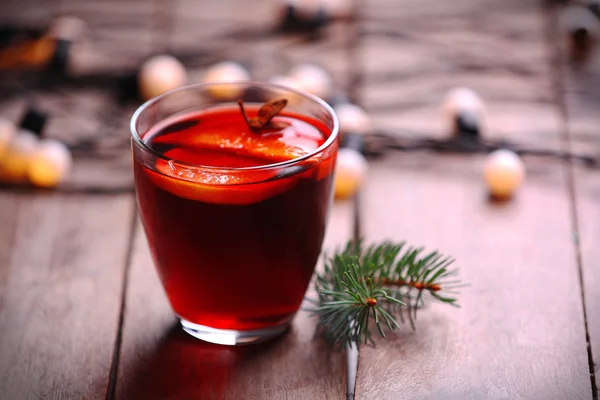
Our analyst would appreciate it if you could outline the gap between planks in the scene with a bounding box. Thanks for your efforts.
[543,4,599,399]
[345,0,367,398]
[105,205,139,400]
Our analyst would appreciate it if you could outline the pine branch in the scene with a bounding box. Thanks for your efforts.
[308,240,464,347]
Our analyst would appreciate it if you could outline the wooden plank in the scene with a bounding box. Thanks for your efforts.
[355,153,592,399]
[557,10,600,395]
[115,202,353,399]
[0,193,22,311]
[354,1,593,396]
[0,193,135,399]
[568,86,600,400]
[546,1,600,392]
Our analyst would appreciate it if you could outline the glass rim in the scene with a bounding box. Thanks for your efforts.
[130,81,340,171]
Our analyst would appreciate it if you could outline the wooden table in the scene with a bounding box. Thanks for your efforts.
[1,0,599,398]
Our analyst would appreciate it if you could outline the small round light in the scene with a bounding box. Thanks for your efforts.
[289,63,333,99]
[334,148,368,200]
[27,139,72,188]
[49,16,86,42]
[442,87,485,137]
[0,118,16,158]
[138,55,187,100]
[334,103,371,135]
[269,75,302,90]
[321,0,352,18]
[0,131,39,183]
[45,16,87,75]
[202,61,251,99]
[559,5,600,37]
[559,5,600,61]
[483,149,525,199]
[278,0,328,31]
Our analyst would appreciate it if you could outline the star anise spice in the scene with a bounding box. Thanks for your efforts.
[237,98,290,133]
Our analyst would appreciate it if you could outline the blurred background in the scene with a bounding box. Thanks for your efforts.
[0,0,598,194]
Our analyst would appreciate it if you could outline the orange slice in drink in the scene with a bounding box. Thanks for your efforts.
[147,156,315,205]
[144,111,331,205]
[154,116,323,163]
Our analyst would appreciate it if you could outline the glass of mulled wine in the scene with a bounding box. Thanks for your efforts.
[130,82,339,345]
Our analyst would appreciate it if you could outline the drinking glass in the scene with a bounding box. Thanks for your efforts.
[130,82,339,345]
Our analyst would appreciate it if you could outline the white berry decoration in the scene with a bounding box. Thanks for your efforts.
[289,63,332,99]
[202,61,251,99]
[49,16,86,42]
[138,55,187,100]
[559,5,600,61]
[442,87,485,137]
[27,139,72,188]
[335,148,368,200]
[483,149,525,199]
[334,103,371,135]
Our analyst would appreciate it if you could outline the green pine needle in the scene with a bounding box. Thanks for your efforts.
[308,240,464,347]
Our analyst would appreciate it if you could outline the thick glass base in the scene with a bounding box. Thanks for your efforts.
[179,318,290,345]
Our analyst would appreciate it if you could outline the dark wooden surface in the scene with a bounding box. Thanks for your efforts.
[0,194,134,399]
[357,155,591,399]
[0,0,599,399]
